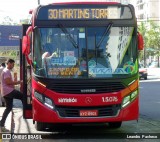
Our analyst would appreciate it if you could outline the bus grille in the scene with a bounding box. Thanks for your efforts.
[56,105,121,117]
[47,81,125,94]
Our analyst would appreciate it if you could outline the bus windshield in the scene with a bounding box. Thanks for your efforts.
[33,26,137,79]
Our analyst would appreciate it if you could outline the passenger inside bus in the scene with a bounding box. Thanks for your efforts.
[42,43,52,53]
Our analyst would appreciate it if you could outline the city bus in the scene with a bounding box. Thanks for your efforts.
[21,1,144,131]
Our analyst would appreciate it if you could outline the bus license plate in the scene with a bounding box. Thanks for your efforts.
[80,110,98,117]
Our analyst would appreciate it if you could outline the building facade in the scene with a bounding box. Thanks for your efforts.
[135,0,160,24]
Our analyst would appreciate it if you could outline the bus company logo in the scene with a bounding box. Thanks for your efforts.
[81,89,96,93]
[58,98,77,103]
[2,134,42,140]
[85,97,92,104]
[2,134,11,139]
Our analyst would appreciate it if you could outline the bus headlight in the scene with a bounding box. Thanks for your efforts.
[34,91,55,109]
[44,97,54,109]
[122,90,138,108]
[35,92,44,102]
[122,96,130,107]
[131,90,138,101]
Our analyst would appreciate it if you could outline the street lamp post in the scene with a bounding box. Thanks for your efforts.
[158,51,160,67]
[144,46,146,67]
[38,0,40,5]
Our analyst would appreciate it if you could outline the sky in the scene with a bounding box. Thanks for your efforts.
[0,0,37,23]
[0,0,62,23]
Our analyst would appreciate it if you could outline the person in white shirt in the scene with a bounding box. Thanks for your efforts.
[0,62,6,107]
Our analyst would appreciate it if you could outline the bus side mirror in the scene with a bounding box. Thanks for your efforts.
[22,35,30,56]
[22,26,33,64]
[138,32,144,50]
[22,36,32,65]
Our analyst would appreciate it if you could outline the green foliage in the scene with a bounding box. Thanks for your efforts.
[147,21,160,55]
[138,21,160,61]
[0,16,30,25]
[1,16,17,25]
[0,51,18,59]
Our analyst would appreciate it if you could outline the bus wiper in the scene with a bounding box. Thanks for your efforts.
[96,22,113,48]
[95,22,113,65]
[58,24,79,48]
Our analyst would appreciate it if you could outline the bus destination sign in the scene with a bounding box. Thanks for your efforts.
[48,8,118,20]
[37,5,132,20]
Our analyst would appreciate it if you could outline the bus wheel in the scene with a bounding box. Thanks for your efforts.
[108,122,122,128]
[35,121,46,131]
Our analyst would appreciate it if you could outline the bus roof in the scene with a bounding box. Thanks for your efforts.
[31,2,136,27]
[49,2,120,5]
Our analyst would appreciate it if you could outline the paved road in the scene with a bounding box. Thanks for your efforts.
[140,79,160,120]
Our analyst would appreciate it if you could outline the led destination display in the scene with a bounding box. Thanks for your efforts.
[37,5,132,20]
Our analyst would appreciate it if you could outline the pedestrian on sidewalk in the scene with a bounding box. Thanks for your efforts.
[0,59,23,132]
[0,62,6,107]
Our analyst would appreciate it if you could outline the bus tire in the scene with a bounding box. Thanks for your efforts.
[35,121,46,131]
[108,122,122,128]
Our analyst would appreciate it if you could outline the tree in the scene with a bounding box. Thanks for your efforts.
[0,16,30,25]
[20,19,30,24]
[146,21,160,66]
[147,21,160,51]
[138,21,160,67]
[138,22,149,66]
[1,16,17,25]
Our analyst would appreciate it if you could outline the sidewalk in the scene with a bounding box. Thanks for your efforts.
[0,107,13,133]
[147,68,160,77]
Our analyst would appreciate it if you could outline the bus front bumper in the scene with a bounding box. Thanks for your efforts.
[33,97,139,123]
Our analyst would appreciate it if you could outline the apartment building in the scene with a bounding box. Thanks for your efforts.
[135,0,160,24]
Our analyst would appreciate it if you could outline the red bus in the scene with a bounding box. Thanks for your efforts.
[21,1,144,131]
